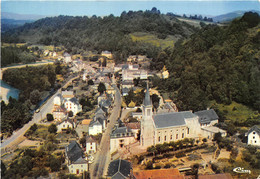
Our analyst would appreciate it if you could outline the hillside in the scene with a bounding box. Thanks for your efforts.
[155,12,260,112]
[1,8,198,62]
[213,10,260,23]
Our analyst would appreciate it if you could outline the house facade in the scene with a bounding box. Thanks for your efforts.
[64,97,82,116]
[57,119,74,133]
[89,120,103,135]
[246,125,260,146]
[110,126,135,154]
[86,136,97,154]
[65,141,88,175]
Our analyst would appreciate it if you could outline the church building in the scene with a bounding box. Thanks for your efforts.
[140,83,226,148]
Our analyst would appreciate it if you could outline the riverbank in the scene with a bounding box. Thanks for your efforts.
[0,86,10,103]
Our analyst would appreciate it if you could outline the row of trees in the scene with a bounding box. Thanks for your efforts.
[1,45,38,67]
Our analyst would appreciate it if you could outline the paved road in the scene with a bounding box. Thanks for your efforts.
[90,84,121,179]
[1,76,79,149]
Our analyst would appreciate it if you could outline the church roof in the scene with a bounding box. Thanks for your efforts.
[144,82,151,106]
[194,109,219,124]
[153,111,196,129]
[246,125,260,136]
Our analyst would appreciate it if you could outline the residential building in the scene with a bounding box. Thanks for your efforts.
[195,109,219,127]
[125,122,140,138]
[107,159,133,179]
[88,119,103,135]
[65,141,88,175]
[246,125,260,146]
[64,52,72,63]
[57,118,74,133]
[52,105,67,121]
[110,126,135,154]
[101,51,112,59]
[85,136,97,154]
[62,90,74,100]
[64,97,82,116]
[54,94,63,106]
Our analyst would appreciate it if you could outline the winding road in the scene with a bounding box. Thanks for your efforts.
[90,84,122,179]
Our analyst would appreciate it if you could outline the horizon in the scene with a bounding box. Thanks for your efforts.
[2,1,260,18]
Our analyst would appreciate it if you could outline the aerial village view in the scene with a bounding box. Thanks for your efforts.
[1,1,260,179]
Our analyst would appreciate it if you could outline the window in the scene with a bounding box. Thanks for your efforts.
[71,170,73,173]
[176,134,178,139]
[63,125,65,127]
[90,146,92,149]
[158,136,160,142]
[253,132,255,134]
[182,133,184,138]
[81,165,83,167]
[165,136,167,141]
[187,128,189,134]
[170,135,172,140]
[253,136,255,139]
[255,140,257,143]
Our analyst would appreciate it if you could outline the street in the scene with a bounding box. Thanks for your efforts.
[1,76,79,150]
[90,84,122,179]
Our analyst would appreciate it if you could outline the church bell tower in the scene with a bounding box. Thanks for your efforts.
[140,82,154,147]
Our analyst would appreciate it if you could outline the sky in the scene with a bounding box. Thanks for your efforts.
[2,1,260,17]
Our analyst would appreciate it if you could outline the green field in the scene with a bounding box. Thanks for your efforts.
[211,101,259,123]
[130,32,176,49]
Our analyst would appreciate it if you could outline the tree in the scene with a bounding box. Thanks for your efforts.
[30,90,41,105]
[88,79,94,85]
[48,124,57,134]
[46,113,54,121]
[202,138,207,143]
[98,82,106,94]
[151,94,160,111]
[68,111,74,117]
[49,157,61,172]
[80,137,86,148]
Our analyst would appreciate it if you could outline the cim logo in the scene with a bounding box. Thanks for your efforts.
[233,167,251,174]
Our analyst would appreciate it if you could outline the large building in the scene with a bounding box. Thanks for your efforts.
[140,83,226,148]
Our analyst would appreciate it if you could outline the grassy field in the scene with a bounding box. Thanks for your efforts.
[211,101,259,122]
[130,32,176,49]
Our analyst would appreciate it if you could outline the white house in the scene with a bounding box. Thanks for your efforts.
[64,52,72,63]
[86,136,97,154]
[88,120,103,135]
[246,125,260,146]
[65,141,88,175]
[52,105,67,121]
[64,97,82,116]
[57,119,74,133]
[110,126,135,154]
[54,94,63,106]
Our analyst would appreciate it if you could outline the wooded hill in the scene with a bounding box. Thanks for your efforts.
[156,12,260,112]
[1,8,197,62]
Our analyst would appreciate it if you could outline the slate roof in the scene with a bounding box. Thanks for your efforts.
[65,141,85,164]
[56,118,74,126]
[86,136,96,143]
[153,111,196,129]
[144,82,151,106]
[96,107,106,114]
[107,159,132,178]
[69,97,80,105]
[194,109,219,124]
[246,125,260,136]
[89,119,102,127]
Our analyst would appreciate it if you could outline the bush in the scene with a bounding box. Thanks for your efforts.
[164,163,171,168]
[46,114,54,121]
[48,124,57,134]
[154,165,161,169]
[145,161,153,170]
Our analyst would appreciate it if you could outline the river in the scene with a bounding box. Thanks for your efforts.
[0,79,20,103]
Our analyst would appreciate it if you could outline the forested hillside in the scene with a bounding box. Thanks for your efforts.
[157,12,260,112]
[2,8,197,63]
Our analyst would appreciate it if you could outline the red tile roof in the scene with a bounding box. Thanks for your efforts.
[134,169,185,179]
